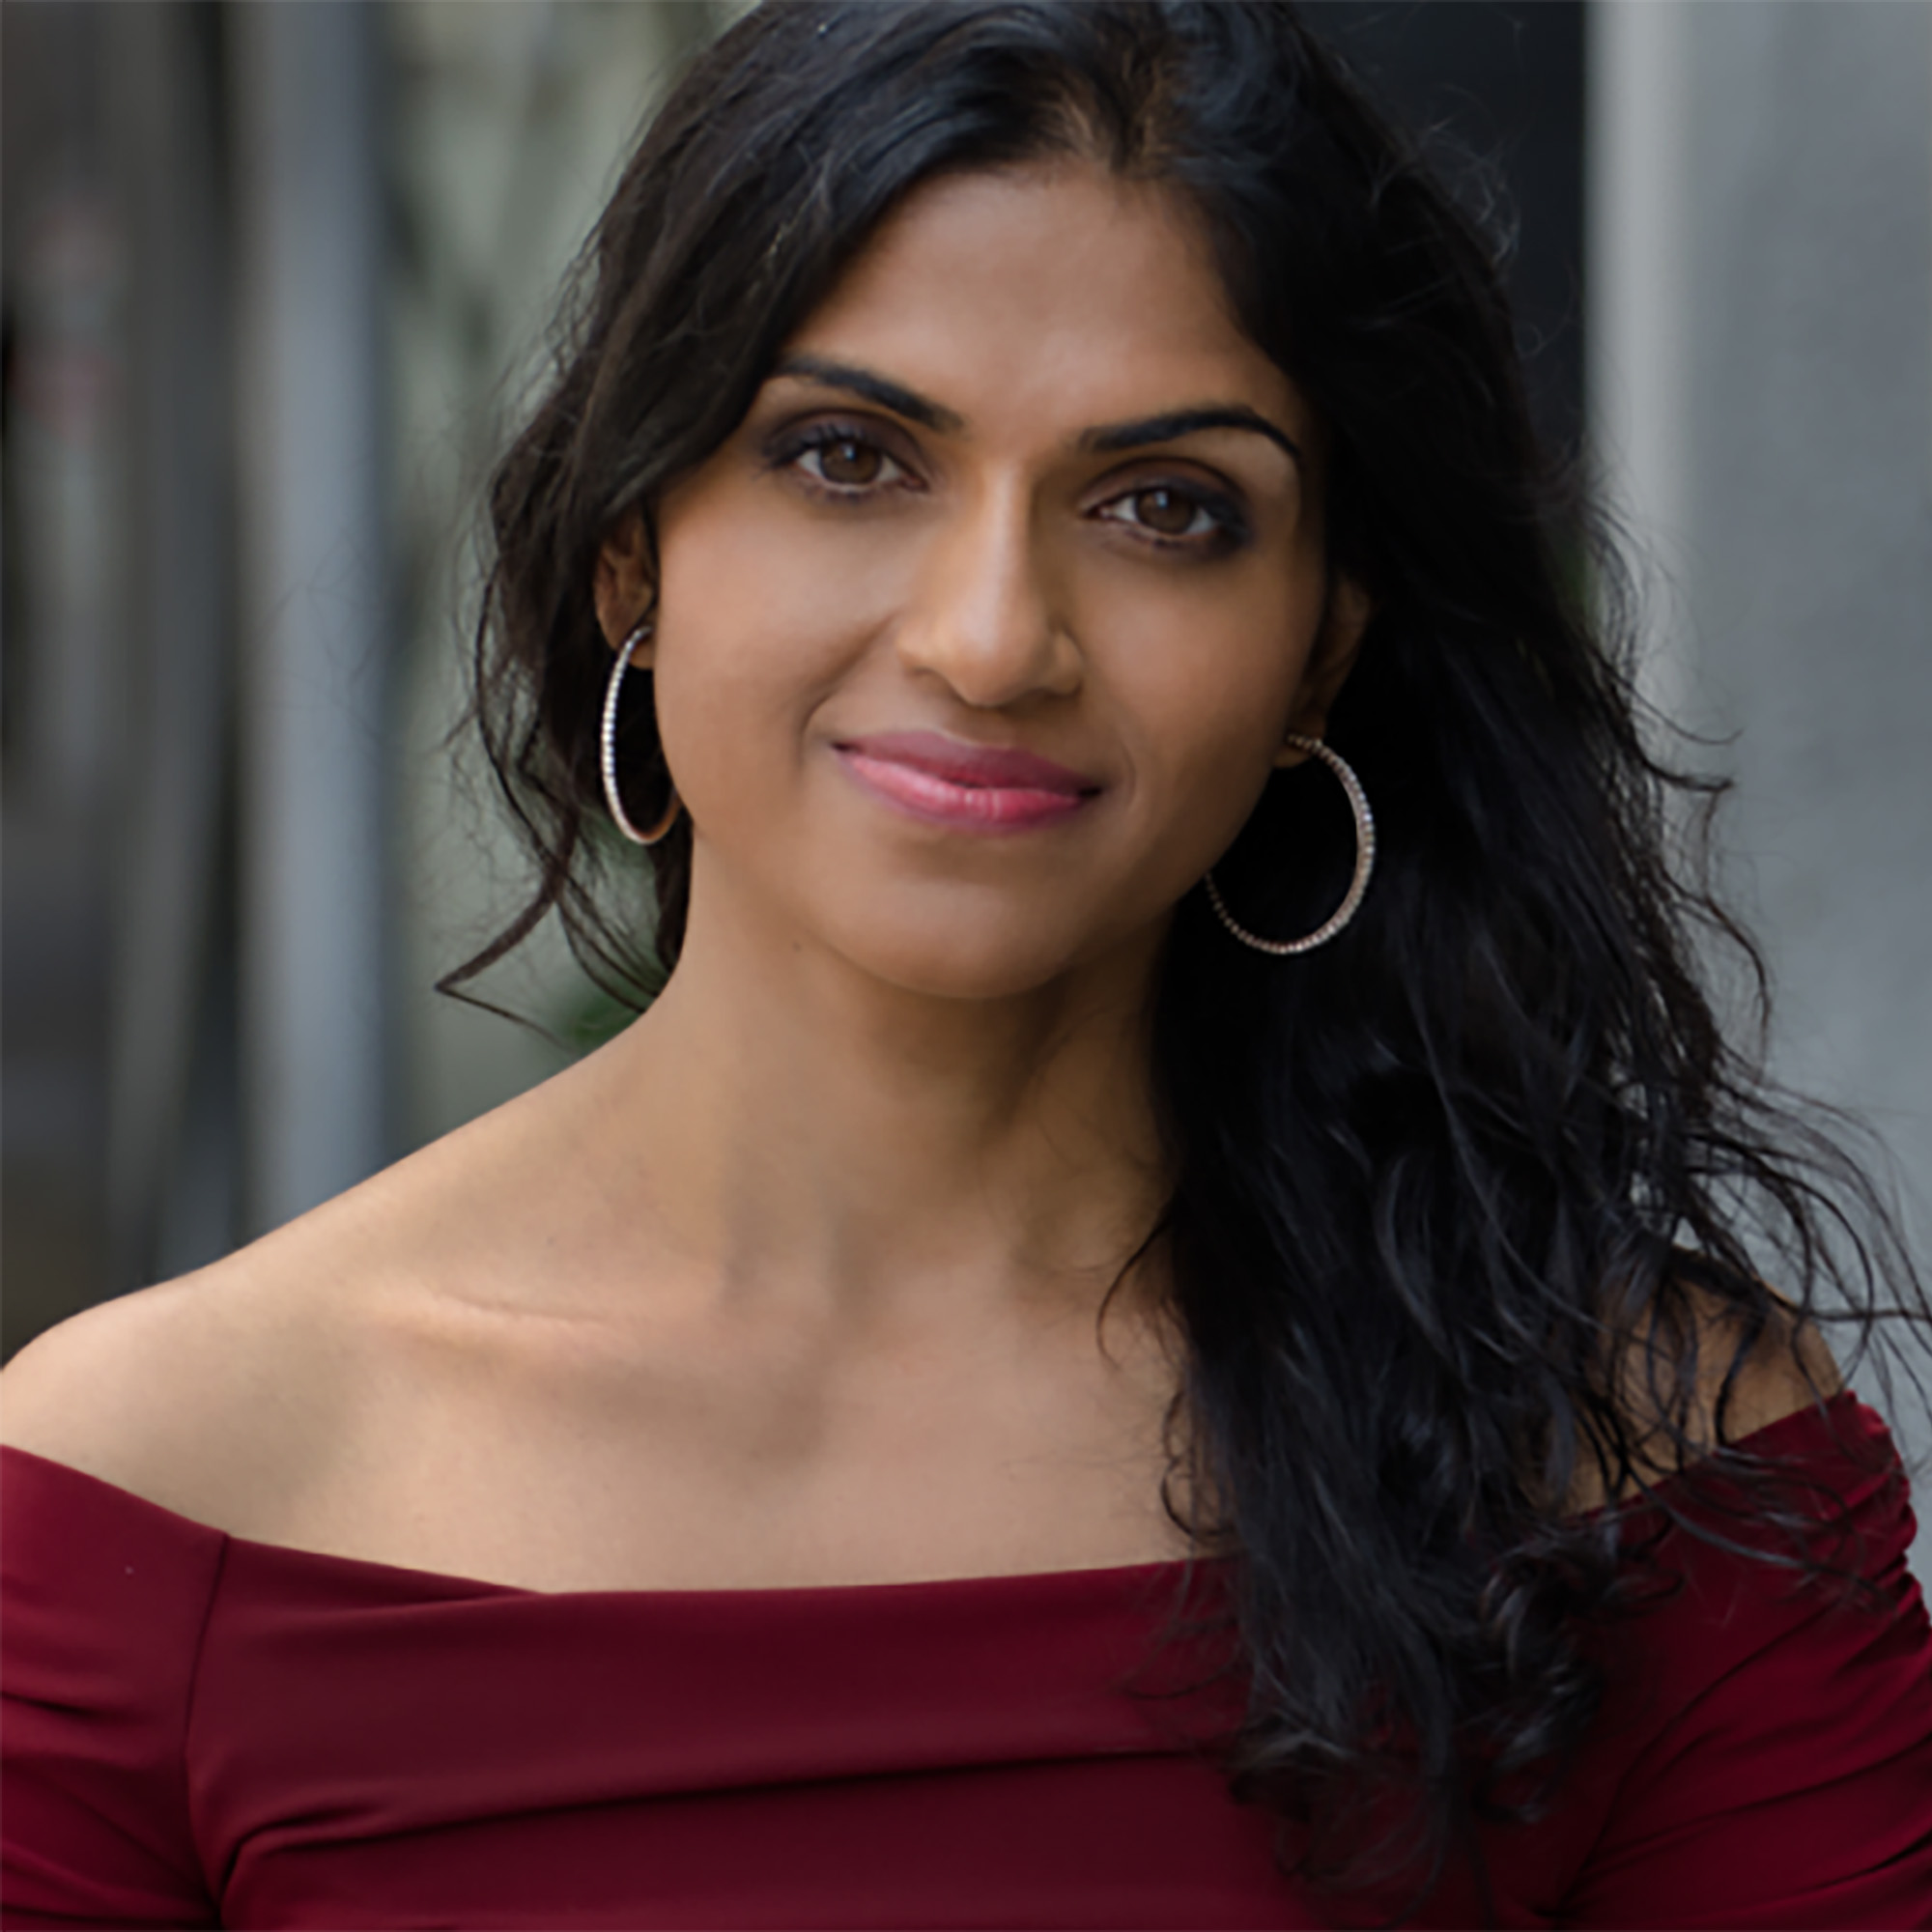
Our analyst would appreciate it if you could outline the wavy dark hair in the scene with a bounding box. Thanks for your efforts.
[452,0,1925,1904]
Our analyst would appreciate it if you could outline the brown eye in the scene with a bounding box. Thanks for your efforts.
[813,438,884,486]
[1131,487,1204,536]
[1094,478,1246,550]
[772,421,919,497]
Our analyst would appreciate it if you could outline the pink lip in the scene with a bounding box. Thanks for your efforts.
[833,730,1101,833]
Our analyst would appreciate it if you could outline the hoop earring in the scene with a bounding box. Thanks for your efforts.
[599,618,682,846]
[1204,735,1376,955]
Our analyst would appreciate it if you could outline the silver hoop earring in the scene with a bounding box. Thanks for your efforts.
[1204,735,1376,955]
[599,618,682,846]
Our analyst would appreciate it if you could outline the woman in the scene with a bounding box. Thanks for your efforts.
[4,3,1929,1925]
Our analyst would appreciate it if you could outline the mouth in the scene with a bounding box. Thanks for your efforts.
[832,730,1102,834]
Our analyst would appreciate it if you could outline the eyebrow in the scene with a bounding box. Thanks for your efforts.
[769,354,1302,469]
[1081,407,1303,469]
[771,355,965,434]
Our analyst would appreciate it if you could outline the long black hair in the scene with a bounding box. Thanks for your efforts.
[453,0,1925,1899]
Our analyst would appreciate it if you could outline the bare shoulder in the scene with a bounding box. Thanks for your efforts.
[0,1050,618,1535]
[0,1257,313,1525]
[0,1136,463,1530]
[1646,1278,1844,1441]
[1566,1280,1845,1513]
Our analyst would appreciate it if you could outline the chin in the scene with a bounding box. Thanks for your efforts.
[857,937,1079,1004]
[825,902,1153,1006]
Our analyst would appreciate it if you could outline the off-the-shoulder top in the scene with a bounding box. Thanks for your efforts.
[3,1394,1930,1928]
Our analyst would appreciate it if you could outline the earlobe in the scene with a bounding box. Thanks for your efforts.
[593,512,656,662]
[1276,574,1374,764]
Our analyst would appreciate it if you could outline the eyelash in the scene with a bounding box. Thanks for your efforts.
[768,421,919,496]
[1094,483,1250,554]
[766,420,1251,554]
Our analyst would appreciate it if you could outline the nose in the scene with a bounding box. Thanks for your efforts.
[894,477,1081,708]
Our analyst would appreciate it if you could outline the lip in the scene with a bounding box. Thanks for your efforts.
[833,730,1101,833]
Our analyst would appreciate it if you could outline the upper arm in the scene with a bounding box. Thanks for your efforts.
[1566,1655,1932,1926]
[3,1303,239,1927]
[1561,1454,1932,1927]
[1,1437,225,1928]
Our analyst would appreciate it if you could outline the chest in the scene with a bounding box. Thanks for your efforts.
[268,1296,1191,1593]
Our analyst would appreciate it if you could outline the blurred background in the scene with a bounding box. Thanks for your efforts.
[5,0,1929,1475]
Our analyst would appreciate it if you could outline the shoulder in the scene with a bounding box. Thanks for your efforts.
[1565,1280,1845,1514]
[1670,1283,1844,1441]
[1,1222,371,1536]
[0,1053,617,1536]
[1558,1321,1932,1923]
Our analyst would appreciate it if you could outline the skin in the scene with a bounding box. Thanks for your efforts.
[594,160,1360,1307]
[0,161,1819,1589]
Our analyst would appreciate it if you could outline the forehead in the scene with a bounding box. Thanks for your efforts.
[781,161,1306,441]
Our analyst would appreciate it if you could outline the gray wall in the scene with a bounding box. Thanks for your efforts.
[1591,0,1932,1514]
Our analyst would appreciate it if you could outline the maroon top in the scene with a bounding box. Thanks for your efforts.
[4,1395,1930,1929]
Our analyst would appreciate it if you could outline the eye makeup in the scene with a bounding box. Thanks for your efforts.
[1091,476,1252,555]
[761,416,925,498]
[755,400,1260,558]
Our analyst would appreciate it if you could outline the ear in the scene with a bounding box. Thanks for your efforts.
[1275,574,1373,767]
[593,513,656,665]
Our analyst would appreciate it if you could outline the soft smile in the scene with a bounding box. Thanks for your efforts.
[833,730,1101,833]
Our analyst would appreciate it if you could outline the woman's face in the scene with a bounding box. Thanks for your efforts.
[616,159,1364,1000]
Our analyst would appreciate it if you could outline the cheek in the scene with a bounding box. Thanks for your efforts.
[648,616,811,833]
[649,473,912,771]
[1133,688,1289,901]
[650,496,830,803]
[1107,597,1321,840]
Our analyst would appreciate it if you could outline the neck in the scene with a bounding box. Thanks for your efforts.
[594,861,1173,1329]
